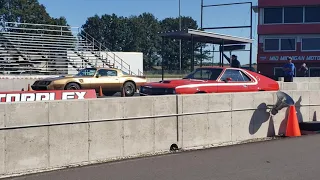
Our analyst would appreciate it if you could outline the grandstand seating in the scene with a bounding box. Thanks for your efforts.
[0,22,140,75]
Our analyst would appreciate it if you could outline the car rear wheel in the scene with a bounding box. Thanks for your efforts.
[122,81,136,97]
[65,83,80,90]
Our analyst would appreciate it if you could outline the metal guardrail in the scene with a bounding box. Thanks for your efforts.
[78,30,133,75]
[0,22,143,76]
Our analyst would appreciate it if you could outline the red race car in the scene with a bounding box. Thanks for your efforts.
[140,66,279,95]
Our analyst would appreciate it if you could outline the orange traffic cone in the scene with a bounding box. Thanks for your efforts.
[285,105,301,137]
[98,86,103,97]
[27,84,32,91]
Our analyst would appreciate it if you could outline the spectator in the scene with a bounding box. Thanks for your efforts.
[299,63,308,77]
[282,57,295,82]
[223,54,241,68]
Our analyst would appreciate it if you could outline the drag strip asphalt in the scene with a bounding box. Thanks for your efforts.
[4,134,320,180]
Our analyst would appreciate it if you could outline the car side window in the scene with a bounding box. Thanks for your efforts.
[220,69,251,82]
[239,71,252,82]
[97,69,117,77]
[193,69,212,80]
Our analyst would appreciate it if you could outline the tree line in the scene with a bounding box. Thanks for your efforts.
[0,0,211,71]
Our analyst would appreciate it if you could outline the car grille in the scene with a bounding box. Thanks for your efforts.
[33,81,51,86]
[31,81,51,90]
[140,87,175,95]
[31,86,48,90]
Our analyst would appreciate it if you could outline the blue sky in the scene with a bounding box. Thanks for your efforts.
[38,0,259,65]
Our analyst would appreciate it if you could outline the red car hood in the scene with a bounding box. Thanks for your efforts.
[143,79,217,88]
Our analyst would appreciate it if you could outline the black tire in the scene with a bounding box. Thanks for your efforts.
[64,82,80,90]
[299,122,320,131]
[103,91,116,96]
[123,81,136,97]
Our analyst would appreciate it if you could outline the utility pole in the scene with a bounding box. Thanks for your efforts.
[179,0,182,75]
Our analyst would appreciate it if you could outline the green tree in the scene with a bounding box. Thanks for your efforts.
[127,13,161,70]
[81,13,210,71]
[0,0,69,34]
[81,15,104,43]
[81,14,131,51]
[81,13,161,70]
[160,16,210,71]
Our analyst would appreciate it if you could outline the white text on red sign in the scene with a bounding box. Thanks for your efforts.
[0,92,87,102]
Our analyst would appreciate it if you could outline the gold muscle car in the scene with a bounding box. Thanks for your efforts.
[31,67,147,96]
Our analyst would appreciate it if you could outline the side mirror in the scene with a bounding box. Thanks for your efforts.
[96,74,101,78]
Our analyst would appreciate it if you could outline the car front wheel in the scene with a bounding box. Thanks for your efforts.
[65,83,80,90]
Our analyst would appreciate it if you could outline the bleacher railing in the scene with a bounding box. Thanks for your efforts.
[0,22,143,76]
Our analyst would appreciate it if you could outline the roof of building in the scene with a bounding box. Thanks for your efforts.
[159,29,254,45]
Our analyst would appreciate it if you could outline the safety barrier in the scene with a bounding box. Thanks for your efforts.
[278,77,320,82]
[0,90,318,178]
[278,81,320,91]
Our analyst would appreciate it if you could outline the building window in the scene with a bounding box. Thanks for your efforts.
[281,38,296,51]
[263,6,320,24]
[305,6,320,23]
[264,38,296,51]
[263,8,283,24]
[302,38,320,51]
[284,7,303,23]
[264,39,279,51]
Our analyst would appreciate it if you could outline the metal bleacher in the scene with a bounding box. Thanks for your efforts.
[0,22,142,75]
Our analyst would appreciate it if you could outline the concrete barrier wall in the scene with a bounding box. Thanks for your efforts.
[0,90,318,177]
[277,82,320,91]
[279,77,320,82]
[0,96,178,177]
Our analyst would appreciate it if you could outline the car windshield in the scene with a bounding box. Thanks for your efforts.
[183,68,223,80]
[122,71,129,75]
[76,68,97,76]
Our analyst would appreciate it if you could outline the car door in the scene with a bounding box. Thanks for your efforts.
[217,69,251,92]
[239,70,257,92]
[191,68,218,93]
[91,69,120,92]
[74,68,96,89]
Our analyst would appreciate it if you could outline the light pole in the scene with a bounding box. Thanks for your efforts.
[179,0,182,75]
